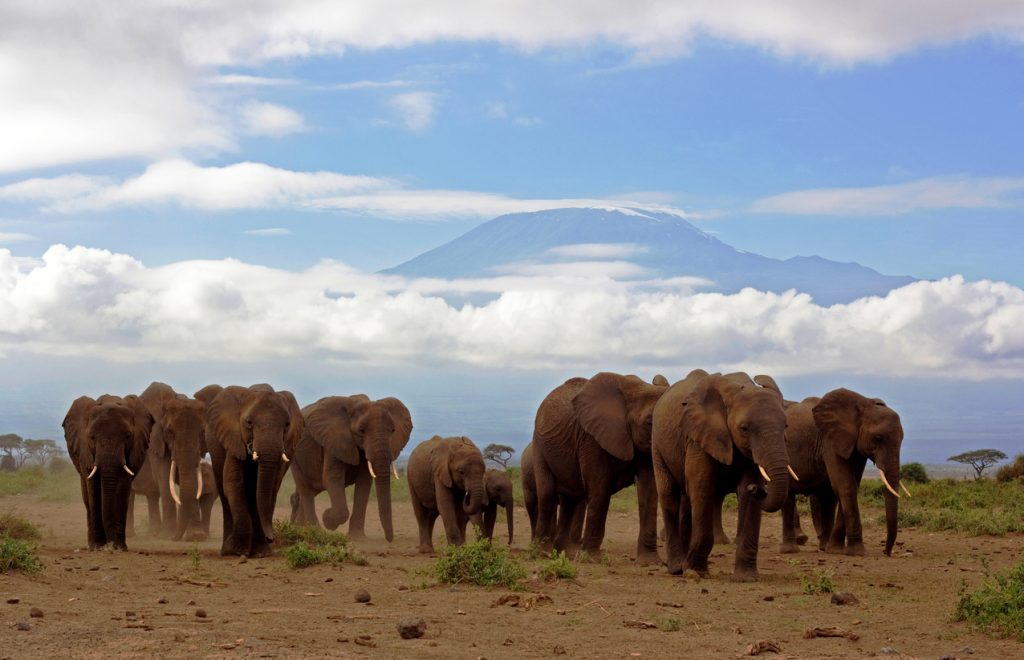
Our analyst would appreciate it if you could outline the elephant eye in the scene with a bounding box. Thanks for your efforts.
[874,433,884,442]
[244,418,253,428]
[739,423,750,434]
[284,420,290,429]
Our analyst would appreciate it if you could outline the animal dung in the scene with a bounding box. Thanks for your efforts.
[397,616,427,639]
[29,607,44,618]
[354,588,371,603]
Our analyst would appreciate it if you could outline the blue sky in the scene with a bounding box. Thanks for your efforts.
[1,2,1023,460]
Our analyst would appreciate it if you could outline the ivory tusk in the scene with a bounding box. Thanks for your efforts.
[367,461,377,479]
[391,462,400,480]
[758,465,771,482]
[252,451,259,460]
[787,465,800,481]
[878,468,900,498]
[900,482,912,497]
[123,464,135,476]
[281,453,290,463]
[86,465,97,479]
[196,467,203,500]
[169,461,182,506]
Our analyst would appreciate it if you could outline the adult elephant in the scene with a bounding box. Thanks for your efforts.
[206,384,303,557]
[157,397,214,541]
[62,394,151,550]
[128,453,161,537]
[170,461,218,541]
[289,395,412,541]
[521,442,583,544]
[407,436,488,553]
[811,388,906,556]
[139,382,179,537]
[532,372,667,562]
[652,371,791,581]
[471,469,514,544]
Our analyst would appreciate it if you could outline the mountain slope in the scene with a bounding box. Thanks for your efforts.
[383,207,915,305]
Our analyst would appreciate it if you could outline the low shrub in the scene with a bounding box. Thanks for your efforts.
[432,536,526,588]
[996,455,1024,483]
[801,568,835,595]
[273,520,349,547]
[0,536,43,573]
[538,550,577,581]
[900,462,930,484]
[272,519,365,569]
[0,512,41,540]
[954,559,1024,641]
[882,479,1024,536]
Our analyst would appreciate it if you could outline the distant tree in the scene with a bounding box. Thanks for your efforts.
[23,439,61,467]
[996,454,1024,483]
[482,443,515,469]
[0,433,27,469]
[899,462,929,484]
[948,449,1008,480]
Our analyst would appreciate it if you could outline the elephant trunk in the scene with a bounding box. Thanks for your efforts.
[879,456,901,556]
[463,482,487,516]
[753,434,790,513]
[172,464,200,541]
[256,458,281,542]
[372,456,394,542]
[506,502,514,545]
[99,469,123,545]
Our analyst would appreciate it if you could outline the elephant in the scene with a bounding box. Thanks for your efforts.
[471,469,514,544]
[170,461,218,541]
[810,388,906,556]
[652,371,792,581]
[289,394,412,541]
[521,441,583,544]
[531,372,667,562]
[139,382,180,537]
[128,453,161,537]
[157,397,215,541]
[62,394,152,550]
[407,435,488,553]
[206,384,303,557]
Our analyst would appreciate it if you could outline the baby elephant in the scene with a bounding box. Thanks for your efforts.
[407,436,489,553]
[471,469,514,544]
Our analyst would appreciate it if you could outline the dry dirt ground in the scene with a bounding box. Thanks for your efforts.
[2,489,1022,659]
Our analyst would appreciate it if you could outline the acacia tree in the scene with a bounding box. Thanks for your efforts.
[23,439,61,466]
[482,443,515,469]
[948,449,1007,480]
[0,433,25,470]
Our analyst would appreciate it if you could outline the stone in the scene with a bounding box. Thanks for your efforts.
[6,598,20,604]
[16,622,31,631]
[879,647,899,655]
[354,589,371,603]
[397,616,427,639]
[195,609,207,618]
[830,592,859,606]
[29,607,43,618]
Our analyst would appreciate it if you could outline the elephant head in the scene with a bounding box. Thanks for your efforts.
[303,395,413,541]
[207,385,304,543]
[813,388,905,556]
[572,372,668,460]
[431,436,488,516]
[683,374,791,513]
[159,397,209,541]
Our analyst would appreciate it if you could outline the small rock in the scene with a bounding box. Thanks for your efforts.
[503,638,514,646]
[186,599,196,606]
[939,656,955,660]
[158,597,168,604]
[879,647,900,655]
[16,622,31,631]
[959,647,975,655]
[397,616,427,639]
[700,588,709,594]
[830,592,859,606]
[29,607,43,618]
[354,589,371,603]
[763,595,775,602]
[6,598,20,604]
[324,577,333,583]
[89,566,99,571]
[238,556,247,564]
[125,610,136,618]
[449,585,460,592]
[195,609,207,618]
[553,645,567,655]
[397,584,409,591]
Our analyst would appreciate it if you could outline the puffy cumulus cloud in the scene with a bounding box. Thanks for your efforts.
[751,176,1024,216]
[1,245,1023,378]
[239,101,307,136]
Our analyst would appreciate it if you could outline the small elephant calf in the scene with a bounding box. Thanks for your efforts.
[471,469,514,544]
[407,436,489,553]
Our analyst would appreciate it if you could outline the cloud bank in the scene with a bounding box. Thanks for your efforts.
[1,245,1021,379]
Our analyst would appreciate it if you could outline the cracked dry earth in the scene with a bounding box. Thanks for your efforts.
[2,493,1022,659]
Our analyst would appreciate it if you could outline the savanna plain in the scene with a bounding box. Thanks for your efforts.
[3,465,1023,659]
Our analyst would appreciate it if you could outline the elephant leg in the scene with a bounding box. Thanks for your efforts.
[685,486,714,579]
[482,504,497,541]
[580,488,612,559]
[436,482,464,547]
[554,496,583,554]
[635,460,660,565]
[792,498,809,545]
[299,487,320,528]
[126,493,135,538]
[814,490,836,551]
[289,492,300,524]
[221,458,250,556]
[200,495,215,537]
[533,458,559,552]
[410,490,435,554]
[146,494,162,536]
[712,492,731,545]
[348,463,372,540]
[111,477,133,550]
[657,470,685,575]
[828,499,847,552]
[779,494,800,554]
[86,476,107,549]
[322,458,351,531]
[566,496,586,546]
[732,475,763,582]
[829,466,865,555]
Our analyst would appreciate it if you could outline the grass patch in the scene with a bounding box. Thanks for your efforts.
[432,536,526,588]
[0,512,41,541]
[538,550,577,581]
[272,519,364,569]
[0,536,43,573]
[954,558,1024,641]
[870,479,1024,536]
[801,568,835,595]
[0,465,82,502]
[660,617,681,632]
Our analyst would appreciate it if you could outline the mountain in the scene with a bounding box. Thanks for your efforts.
[383,207,915,305]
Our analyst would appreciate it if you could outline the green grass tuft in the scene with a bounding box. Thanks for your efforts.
[659,617,681,632]
[0,536,43,573]
[432,536,526,588]
[538,550,577,580]
[801,568,835,595]
[273,519,363,569]
[954,558,1024,642]
[0,512,41,541]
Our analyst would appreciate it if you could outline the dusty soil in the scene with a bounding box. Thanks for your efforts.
[2,490,1021,659]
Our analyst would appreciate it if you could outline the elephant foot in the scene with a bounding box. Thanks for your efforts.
[693,567,711,579]
[249,542,273,558]
[824,543,846,555]
[220,538,243,556]
[635,549,661,566]
[348,528,367,541]
[779,541,801,554]
[666,558,685,576]
[417,543,435,555]
[713,532,732,545]
[795,533,808,546]
[845,542,866,557]
[731,569,760,583]
[322,507,349,530]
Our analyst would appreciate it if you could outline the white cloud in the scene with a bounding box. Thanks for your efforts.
[390,92,439,131]
[208,75,298,87]
[240,101,307,136]
[752,176,1024,216]
[244,228,292,237]
[0,233,35,244]
[513,116,543,127]
[1,244,1022,379]
[324,80,414,90]
[0,175,109,203]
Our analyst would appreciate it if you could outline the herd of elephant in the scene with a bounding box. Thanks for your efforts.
[61,369,905,581]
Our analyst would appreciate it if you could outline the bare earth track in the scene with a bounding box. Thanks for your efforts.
[3,493,1021,659]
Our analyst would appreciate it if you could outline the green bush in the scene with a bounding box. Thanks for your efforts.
[538,550,577,580]
[0,536,43,573]
[996,455,1024,483]
[0,513,41,540]
[954,559,1024,641]
[272,519,364,569]
[284,542,357,569]
[273,520,349,547]
[801,568,835,595]
[900,462,930,484]
[432,536,526,588]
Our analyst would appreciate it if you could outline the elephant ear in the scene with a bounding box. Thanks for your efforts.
[276,390,305,459]
[753,375,783,399]
[62,396,96,473]
[682,375,735,465]
[430,439,453,488]
[304,396,361,465]
[652,374,669,387]
[206,386,246,461]
[193,384,223,407]
[572,372,634,462]
[121,395,154,474]
[812,388,863,460]
[379,397,413,458]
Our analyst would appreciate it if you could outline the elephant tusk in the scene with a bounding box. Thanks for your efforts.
[86,465,97,479]
[878,468,900,498]
[196,467,203,500]
[900,482,912,497]
[367,462,377,479]
[169,461,182,506]
[391,462,400,480]
[758,465,771,482]
[123,464,135,476]
[252,451,259,460]
[787,465,800,481]
[281,453,290,463]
